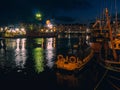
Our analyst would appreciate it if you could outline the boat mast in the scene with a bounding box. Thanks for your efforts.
[105,8,117,60]
[115,0,118,30]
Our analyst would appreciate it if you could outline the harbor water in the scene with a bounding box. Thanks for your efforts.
[0,36,119,90]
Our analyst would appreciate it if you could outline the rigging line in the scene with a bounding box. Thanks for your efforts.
[100,0,104,20]
[115,0,118,28]
[102,0,107,20]
[109,75,120,81]
[99,0,103,19]
[94,70,108,90]
[98,0,101,19]
[105,0,107,8]
[107,79,120,90]
[110,0,113,18]
[115,0,117,14]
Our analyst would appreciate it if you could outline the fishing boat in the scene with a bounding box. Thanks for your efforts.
[99,7,120,73]
[89,17,110,53]
[55,49,94,71]
[54,36,94,72]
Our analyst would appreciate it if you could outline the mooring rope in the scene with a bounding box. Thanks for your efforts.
[107,79,120,90]
[94,70,108,90]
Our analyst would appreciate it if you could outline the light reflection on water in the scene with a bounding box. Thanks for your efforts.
[33,47,44,73]
[0,38,27,72]
[15,38,27,71]
[1,37,56,73]
[0,36,119,90]
[45,38,56,69]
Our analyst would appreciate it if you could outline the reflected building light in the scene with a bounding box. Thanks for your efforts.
[11,40,17,49]
[68,38,71,47]
[16,39,20,51]
[0,48,5,54]
[1,40,3,47]
[15,52,26,70]
[15,39,27,70]
[53,38,56,47]
[45,38,56,68]
[86,35,90,44]
[53,43,56,48]
[33,48,44,73]
[21,38,26,50]
[47,42,52,49]
[5,39,14,49]
[47,38,52,49]
[46,49,55,68]
[46,38,53,49]
[35,38,44,47]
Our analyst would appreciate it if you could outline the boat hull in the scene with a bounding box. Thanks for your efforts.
[90,42,102,53]
[54,49,94,73]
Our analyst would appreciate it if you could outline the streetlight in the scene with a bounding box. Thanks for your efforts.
[35,12,42,21]
[35,12,43,30]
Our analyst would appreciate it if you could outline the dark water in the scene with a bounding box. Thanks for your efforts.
[0,37,119,90]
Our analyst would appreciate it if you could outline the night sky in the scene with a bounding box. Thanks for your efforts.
[0,0,120,25]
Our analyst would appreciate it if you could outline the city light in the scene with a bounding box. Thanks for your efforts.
[35,12,42,21]
[36,13,41,18]
[46,20,53,29]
